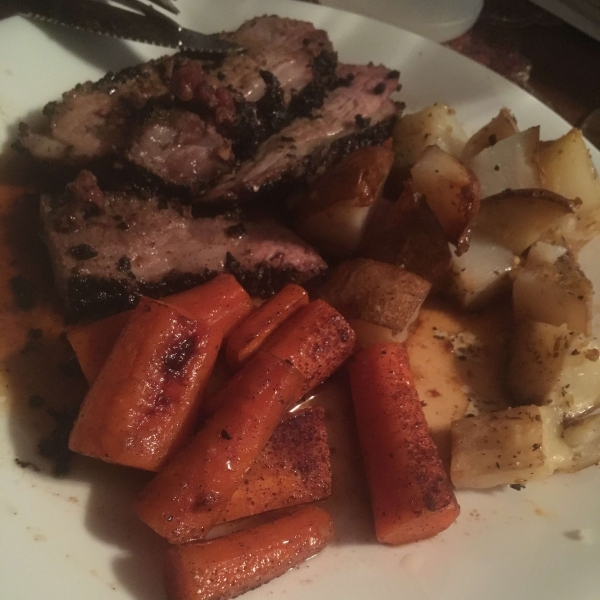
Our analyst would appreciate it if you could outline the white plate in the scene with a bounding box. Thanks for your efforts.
[1,1,599,599]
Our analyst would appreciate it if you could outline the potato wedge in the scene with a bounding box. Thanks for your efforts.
[393,103,468,170]
[451,405,572,489]
[507,320,600,420]
[294,146,394,257]
[468,127,541,198]
[473,188,578,255]
[411,145,480,251]
[512,244,592,335]
[318,258,431,338]
[461,108,519,163]
[540,128,600,212]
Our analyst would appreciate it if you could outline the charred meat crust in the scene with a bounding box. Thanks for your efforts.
[198,62,400,207]
[17,17,336,176]
[41,184,327,320]
[191,115,396,213]
[63,259,320,321]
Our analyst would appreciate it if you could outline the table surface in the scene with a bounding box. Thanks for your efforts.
[445,0,600,138]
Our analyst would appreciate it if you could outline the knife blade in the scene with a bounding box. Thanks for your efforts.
[8,0,242,54]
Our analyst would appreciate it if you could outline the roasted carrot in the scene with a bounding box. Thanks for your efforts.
[69,298,221,471]
[169,274,252,335]
[348,343,460,545]
[219,406,331,523]
[135,351,307,543]
[225,284,308,370]
[262,299,356,394]
[68,274,251,382]
[165,506,334,600]
[67,311,130,383]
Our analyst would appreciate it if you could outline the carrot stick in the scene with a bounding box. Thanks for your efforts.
[348,343,460,545]
[135,351,307,543]
[225,284,308,370]
[68,274,251,382]
[69,298,221,471]
[165,506,334,600]
[262,299,356,394]
[219,406,331,523]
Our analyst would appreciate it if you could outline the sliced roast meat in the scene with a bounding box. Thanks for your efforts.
[197,63,400,207]
[221,16,333,102]
[17,17,334,167]
[18,57,172,163]
[127,109,233,187]
[40,177,327,319]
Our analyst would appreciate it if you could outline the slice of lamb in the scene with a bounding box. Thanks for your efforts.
[127,109,233,187]
[18,17,334,165]
[198,64,400,207]
[40,178,327,320]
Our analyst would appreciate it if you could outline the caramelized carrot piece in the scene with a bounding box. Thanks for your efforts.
[135,351,306,543]
[262,299,356,394]
[348,343,460,545]
[169,274,252,335]
[69,298,221,471]
[165,506,334,600]
[67,312,130,383]
[225,284,308,370]
[68,274,251,382]
[219,406,331,523]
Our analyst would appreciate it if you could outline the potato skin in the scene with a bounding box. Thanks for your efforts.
[348,343,459,545]
[318,258,430,335]
[294,146,394,257]
[298,146,394,214]
[362,182,452,287]
[165,506,334,600]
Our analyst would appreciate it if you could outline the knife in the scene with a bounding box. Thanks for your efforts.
[5,0,243,54]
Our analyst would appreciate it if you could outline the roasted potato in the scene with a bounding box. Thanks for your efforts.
[451,405,572,489]
[468,127,541,198]
[449,231,516,309]
[461,108,519,163]
[473,188,578,255]
[411,145,480,252]
[294,146,394,257]
[575,234,600,339]
[318,258,431,340]
[563,414,600,472]
[507,320,600,420]
[361,183,452,287]
[512,243,592,335]
[393,103,468,170]
[540,128,600,212]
